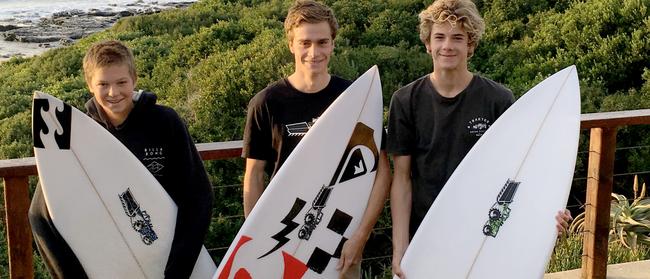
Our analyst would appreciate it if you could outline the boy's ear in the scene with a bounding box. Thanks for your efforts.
[467,43,476,58]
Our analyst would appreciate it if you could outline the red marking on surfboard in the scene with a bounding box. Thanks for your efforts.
[218,235,252,279]
[282,251,308,279]
[234,269,252,279]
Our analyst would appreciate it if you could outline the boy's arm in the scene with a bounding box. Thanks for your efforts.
[337,150,391,276]
[391,154,412,279]
[243,158,267,218]
[29,183,88,278]
[165,117,214,279]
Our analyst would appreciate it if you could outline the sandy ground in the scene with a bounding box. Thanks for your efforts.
[0,40,60,62]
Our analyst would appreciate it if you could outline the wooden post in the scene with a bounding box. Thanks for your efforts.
[582,128,617,279]
[3,176,34,279]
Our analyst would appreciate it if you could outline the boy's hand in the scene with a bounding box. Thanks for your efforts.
[392,252,406,279]
[555,209,573,236]
[337,233,365,278]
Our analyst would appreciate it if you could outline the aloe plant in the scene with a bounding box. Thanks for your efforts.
[569,176,650,250]
[610,176,650,250]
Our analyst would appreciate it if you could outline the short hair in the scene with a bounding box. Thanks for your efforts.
[284,0,339,42]
[419,0,485,48]
[83,40,136,84]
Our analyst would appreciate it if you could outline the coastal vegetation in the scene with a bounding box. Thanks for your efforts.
[1,0,649,277]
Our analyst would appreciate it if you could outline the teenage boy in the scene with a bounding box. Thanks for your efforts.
[29,40,214,279]
[242,1,391,278]
[387,1,572,277]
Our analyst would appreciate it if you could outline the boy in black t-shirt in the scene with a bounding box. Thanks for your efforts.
[29,40,213,279]
[242,1,391,278]
[386,1,572,277]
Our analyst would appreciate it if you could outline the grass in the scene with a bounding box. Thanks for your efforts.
[547,233,650,273]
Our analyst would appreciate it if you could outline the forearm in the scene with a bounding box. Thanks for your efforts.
[391,157,412,256]
[243,159,266,218]
[353,152,391,239]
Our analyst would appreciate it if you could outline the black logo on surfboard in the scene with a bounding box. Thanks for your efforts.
[297,122,378,240]
[259,122,379,273]
[119,188,158,245]
[33,97,72,149]
[483,179,520,237]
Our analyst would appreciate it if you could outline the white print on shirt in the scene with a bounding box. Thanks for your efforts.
[467,117,491,137]
[286,118,319,136]
[143,147,165,176]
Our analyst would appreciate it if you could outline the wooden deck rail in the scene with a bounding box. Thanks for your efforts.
[1,110,650,278]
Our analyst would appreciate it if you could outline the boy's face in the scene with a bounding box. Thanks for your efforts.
[426,22,474,72]
[87,63,136,124]
[288,21,334,77]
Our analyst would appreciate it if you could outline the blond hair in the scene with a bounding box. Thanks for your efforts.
[419,0,485,51]
[284,0,339,42]
[83,40,136,84]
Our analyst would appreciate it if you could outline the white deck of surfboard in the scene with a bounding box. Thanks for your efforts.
[398,66,581,278]
[33,92,216,278]
[215,66,383,279]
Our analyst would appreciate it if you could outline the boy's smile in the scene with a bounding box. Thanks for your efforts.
[427,22,474,72]
[289,21,334,77]
[87,63,136,126]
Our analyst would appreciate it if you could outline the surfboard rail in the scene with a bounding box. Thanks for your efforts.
[3,110,650,278]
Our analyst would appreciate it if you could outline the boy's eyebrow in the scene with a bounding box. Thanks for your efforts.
[95,77,130,83]
[296,37,331,42]
[432,32,466,38]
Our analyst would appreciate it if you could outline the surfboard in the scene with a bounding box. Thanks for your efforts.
[397,65,581,278]
[32,91,216,278]
[215,66,383,279]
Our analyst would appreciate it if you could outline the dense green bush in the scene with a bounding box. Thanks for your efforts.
[1,0,649,277]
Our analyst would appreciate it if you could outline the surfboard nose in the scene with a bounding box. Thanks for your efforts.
[33,90,49,99]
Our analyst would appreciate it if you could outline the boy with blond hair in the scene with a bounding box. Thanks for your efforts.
[242,1,391,278]
[29,40,213,278]
[388,1,571,277]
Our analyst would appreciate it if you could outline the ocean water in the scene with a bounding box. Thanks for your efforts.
[0,0,196,23]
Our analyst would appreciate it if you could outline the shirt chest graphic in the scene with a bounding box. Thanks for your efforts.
[143,147,165,176]
[467,117,491,137]
[285,117,319,137]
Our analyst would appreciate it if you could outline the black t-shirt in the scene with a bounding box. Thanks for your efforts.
[387,74,515,237]
[243,76,353,177]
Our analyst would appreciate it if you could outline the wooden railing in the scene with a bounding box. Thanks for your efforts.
[2,110,650,279]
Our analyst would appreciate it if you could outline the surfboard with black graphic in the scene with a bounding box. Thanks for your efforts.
[215,66,383,279]
[397,66,581,278]
[32,91,216,278]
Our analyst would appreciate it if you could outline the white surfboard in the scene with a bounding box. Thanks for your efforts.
[32,91,216,278]
[398,66,581,278]
[215,66,383,279]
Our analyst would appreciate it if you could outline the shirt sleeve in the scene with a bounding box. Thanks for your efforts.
[164,111,214,279]
[496,90,515,117]
[242,91,274,161]
[386,89,415,155]
[29,183,89,278]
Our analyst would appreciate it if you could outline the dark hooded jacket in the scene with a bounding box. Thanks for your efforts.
[29,91,214,279]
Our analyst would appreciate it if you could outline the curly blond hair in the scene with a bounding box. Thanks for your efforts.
[419,0,485,50]
[284,0,339,42]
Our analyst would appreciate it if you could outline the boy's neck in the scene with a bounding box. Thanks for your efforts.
[104,105,133,128]
[430,69,473,98]
[287,71,331,93]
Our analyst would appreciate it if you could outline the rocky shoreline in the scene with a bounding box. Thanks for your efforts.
[0,1,194,61]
